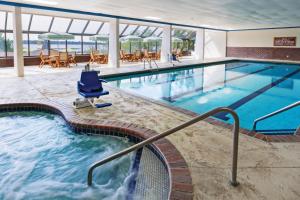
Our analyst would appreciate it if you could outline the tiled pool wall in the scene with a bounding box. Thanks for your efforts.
[0,101,193,200]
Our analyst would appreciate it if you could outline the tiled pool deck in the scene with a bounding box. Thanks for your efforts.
[1,58,300,199]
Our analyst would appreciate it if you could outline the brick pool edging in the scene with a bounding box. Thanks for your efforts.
[106,86,300,143]
[0,100,193,200]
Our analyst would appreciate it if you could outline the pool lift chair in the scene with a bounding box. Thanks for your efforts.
[74,70,112,109]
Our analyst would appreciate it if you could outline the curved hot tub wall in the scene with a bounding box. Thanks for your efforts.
[0,100,193,200]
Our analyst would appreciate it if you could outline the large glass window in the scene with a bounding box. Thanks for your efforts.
[152,28,163,36]
[50,40,66,52]
[84,21,102,34]
[30,15,53,32]
[6,13,13,30]
[68,19,87,33]
[119,24,127,35]
[6,33,14,56]
[50,17,71,32]
[98,23,109,34]
[142,27,156,37]
[67,36,82,54]
[22,14,31,31]
[23,33,29,56]
[82,36,96,54]
[29,34,46,56]
[0,12,6,30]
[133,26,147,36]
[0,32,5,57]
[122,25,138,36]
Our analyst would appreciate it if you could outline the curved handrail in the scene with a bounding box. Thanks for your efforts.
[87,107,240,187]
[253,101,300,131]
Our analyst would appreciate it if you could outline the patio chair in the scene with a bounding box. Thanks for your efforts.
[39,51,55,68]
[120,50,132,62]
[133,50,142,62]
[89,50,101,64]
[75,71,112,108]
[58,52,70,67]
[69,52,77,66]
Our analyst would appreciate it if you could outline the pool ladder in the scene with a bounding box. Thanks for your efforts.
[143,58,159,69]
[87,107,241,187]
[253,101,300,132]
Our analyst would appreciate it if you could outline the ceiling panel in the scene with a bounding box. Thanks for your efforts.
[3,0,300,30]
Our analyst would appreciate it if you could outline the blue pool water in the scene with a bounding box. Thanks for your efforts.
[108,62,300,134]
[0,112,134,199]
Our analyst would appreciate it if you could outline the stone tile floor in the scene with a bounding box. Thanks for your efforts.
[0,58,300,200]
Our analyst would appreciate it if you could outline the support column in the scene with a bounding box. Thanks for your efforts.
[160,25,172,63]
[13,7,24,77]
[108,18,120,68]
[194,28,204,61]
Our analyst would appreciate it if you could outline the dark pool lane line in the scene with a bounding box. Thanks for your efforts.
[215,68,300,121]
[162,66,275,102]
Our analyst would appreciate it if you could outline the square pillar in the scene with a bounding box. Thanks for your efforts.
[108,18,120,68]
[194,28,204,60]
[160,25,172,63]
[13,7,24,77]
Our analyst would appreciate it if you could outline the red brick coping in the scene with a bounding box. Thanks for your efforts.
[0,100,193,200]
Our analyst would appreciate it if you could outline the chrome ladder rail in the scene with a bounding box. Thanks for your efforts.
[87,107,240,187]
[253,101,300,131]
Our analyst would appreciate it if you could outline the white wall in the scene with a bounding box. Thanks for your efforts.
[228,28,300,47]
[204,30,227,59]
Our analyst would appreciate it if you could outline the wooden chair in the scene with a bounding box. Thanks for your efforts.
[176,49,183,57]
[58,52,70,67]
[120,50,132,62]
[156,50,161,60]
[69,52,77,66]
[39,51,55,68]
[132,50,142,62]
[89,50,101,64]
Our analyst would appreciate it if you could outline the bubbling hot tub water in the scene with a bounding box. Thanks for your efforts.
[0,111,135,200]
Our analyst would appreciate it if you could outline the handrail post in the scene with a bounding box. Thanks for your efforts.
[87,107,240,187]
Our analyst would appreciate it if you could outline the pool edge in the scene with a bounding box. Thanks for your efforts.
[0,100,193,200]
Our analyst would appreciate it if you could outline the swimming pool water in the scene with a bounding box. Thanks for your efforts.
[108,62,300,134]
[0,111,134,200]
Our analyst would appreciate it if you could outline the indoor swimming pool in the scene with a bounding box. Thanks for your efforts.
[108,61,300,134]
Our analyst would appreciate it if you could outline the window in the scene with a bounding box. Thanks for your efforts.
[67,35,82,54]
[98,22,109,35]
[22,14,31,31]
[23,33,29,56]
[6,13,13,30]
[96,40,108,54]
[152,28,163,36]
[142,27,156,37]
[0,12,6,30]
[50,17,71,32]
[50,40,66,51]
[0,32,5,57]
[84,21,102,34]
[122,25,137,36]
[29,34,46,56]
[6,33,14,56]
[30,15,53,32]
[82,36,96,54]
[119,24,127,35]
[68,19,87,33]
[133,26,147,36]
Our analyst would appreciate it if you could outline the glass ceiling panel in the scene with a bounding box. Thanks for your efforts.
[0,12,5,30]
[122,25,138,36]
[119,24,127,35]
[133,25,147,36]
[6,13,12,30]
[68,19,88,33]
[30,15,52,32]
[84,21,102,34]
[22,14,31,31]
[50,17,71,33]
[98,22,109,34]
[152,27,163,36]
[142,27,156,37]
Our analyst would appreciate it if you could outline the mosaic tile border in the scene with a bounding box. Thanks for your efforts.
[0,100,193,200]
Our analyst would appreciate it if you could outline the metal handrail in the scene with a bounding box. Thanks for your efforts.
[87,107,240,187]
[253,101,300,131]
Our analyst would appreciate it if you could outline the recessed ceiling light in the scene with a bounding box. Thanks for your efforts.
[144,16,161,20]
[23,0,58,5]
